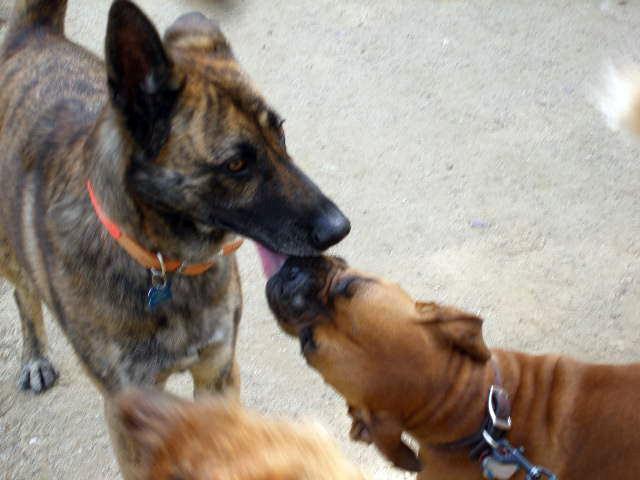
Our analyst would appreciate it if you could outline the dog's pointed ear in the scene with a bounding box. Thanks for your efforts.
[164,12,233,58]
[416,302,491,363]
[106,0,182,154]
[356,410,421,472]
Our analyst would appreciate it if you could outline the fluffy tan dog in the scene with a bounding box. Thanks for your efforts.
[114,388,365,480]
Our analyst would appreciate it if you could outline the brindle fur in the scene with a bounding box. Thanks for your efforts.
[0,1,349,477]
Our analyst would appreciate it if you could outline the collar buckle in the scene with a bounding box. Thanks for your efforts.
[488,385,512,431]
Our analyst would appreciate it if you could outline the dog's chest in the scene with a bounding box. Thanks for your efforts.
[157,305,234,367]
[80,257,241,389]
[102,300,238,388]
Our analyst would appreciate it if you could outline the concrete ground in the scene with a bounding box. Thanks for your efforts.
[1,0,640,478]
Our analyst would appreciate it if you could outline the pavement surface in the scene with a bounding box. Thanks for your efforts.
[1,1,640,478]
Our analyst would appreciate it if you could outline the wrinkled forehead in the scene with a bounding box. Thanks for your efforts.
[333,271,418,331]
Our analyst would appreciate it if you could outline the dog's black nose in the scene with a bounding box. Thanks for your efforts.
[311,205,351,251]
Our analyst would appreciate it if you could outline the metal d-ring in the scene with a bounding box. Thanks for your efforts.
[150,252,168,287]
[488,385,512,431]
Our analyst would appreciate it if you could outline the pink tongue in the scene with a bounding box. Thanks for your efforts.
[254,242,289,278]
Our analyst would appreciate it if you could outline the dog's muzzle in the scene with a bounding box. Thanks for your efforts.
[266,256,338,329]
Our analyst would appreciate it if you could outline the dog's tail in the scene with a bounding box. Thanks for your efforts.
[7,0,68,36]
[597,63,640,138]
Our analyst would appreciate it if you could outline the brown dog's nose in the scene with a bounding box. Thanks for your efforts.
[311,203,351,251]
[266,256,335,328]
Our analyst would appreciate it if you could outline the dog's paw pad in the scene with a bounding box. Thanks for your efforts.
[19,357,59,393]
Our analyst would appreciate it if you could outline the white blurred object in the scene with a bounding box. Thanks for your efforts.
[597,63,640,137]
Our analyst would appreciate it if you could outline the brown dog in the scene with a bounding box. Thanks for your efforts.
[266,256,640,480]
[114,388,365,480]
[0,0,349,477]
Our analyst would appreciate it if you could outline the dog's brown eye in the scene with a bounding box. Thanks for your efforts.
[225,142,255,174]
[227,158,246,172]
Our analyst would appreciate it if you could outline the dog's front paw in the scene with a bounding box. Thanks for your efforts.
[19,356,58,393]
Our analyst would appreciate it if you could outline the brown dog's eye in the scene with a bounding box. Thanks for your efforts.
[225,142,256,175]
[226,158,246,172]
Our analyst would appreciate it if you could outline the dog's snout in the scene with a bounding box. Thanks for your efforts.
[266,255,343,331]
[311,205,351,251]
[271,264,312,316]
[281,265,306,295]
[291,293,306,311]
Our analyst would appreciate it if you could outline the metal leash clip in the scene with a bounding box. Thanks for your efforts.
[481,432,557,480]
[147,253,172,309]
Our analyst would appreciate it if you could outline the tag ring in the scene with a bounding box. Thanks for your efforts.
[150,252,168,287]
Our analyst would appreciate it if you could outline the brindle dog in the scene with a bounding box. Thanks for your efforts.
[0,0,349,477]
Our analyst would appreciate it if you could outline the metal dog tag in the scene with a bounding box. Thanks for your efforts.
[147,253,172,309]
[482,456,519,480]
[147,279,172,309]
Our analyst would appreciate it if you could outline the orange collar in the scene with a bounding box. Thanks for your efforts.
[86,180,243,276]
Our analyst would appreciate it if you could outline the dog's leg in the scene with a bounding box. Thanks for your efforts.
[15,285,58,392]
[190,301,241,398]
[226,358,241,393]
[190,345,240,398]
[0,238,57,393]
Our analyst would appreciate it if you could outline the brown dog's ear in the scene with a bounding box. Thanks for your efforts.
[164,12,233,58]
[353,409,422,472]
[416,302,491,363]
